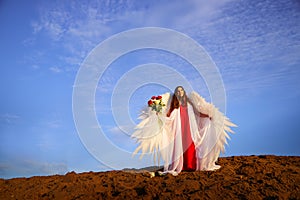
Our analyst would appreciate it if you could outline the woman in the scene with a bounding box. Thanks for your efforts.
[132,86,236,175]
[167,86,210,171]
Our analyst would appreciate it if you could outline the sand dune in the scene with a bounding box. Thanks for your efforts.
[0,155,299,199]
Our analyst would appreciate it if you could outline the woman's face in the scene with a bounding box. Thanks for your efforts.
[176,87,185,98]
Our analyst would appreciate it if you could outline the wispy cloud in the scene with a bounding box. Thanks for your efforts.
[30,0,300,78]
[46,119,62,129]
[49,66,63,73]
[0,114,20,124]
[28,0,237,74]
[29,0,300,124]
[185,0,300,99]
[30,0,118,70]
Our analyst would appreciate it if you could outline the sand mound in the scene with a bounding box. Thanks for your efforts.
[0,155,299,199]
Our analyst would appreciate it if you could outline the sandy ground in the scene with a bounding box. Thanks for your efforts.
[0,155,299,200]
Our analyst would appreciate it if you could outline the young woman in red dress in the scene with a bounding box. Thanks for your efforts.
[132,85,235,175]
[167,86,210,171]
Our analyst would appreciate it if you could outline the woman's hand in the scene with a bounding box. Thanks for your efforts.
[199,112,212,120]
[199,112,209,118]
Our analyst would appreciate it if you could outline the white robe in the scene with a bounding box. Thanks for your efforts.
[132,92,236,175]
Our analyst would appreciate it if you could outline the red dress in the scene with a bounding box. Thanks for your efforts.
[180,104,197,171]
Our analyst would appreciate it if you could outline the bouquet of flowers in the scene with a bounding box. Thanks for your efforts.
[148,95,166,114]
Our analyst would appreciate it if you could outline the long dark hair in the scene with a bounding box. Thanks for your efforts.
[167,86,188,117]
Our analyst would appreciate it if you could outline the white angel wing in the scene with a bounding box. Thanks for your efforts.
[131,92,171,164]
[189,91,237,170]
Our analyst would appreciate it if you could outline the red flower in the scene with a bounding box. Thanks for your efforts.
[156,95,162,100]
[148,100,153,106]
[151,96,156,100]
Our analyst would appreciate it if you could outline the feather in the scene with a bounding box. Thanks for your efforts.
[131,92,171,164]
[132,90,237,172]
[189,91,237,168]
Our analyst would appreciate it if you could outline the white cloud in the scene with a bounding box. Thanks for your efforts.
[29,0,300,121]
[182,0,300,100]
[31,1,299,68]
[28,0,300,105]
[49,66,62,73]
[0,114,20,124]
[46,119,62,129]
[30,0,236,72]
[31,65,40,70]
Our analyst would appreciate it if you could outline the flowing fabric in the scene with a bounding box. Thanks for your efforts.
[180,104,197,171]
[132,92,236,175]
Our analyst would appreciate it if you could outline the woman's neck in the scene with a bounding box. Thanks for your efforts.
[179,99,186,106]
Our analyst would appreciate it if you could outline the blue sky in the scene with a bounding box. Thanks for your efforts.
[0,0,300,179]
